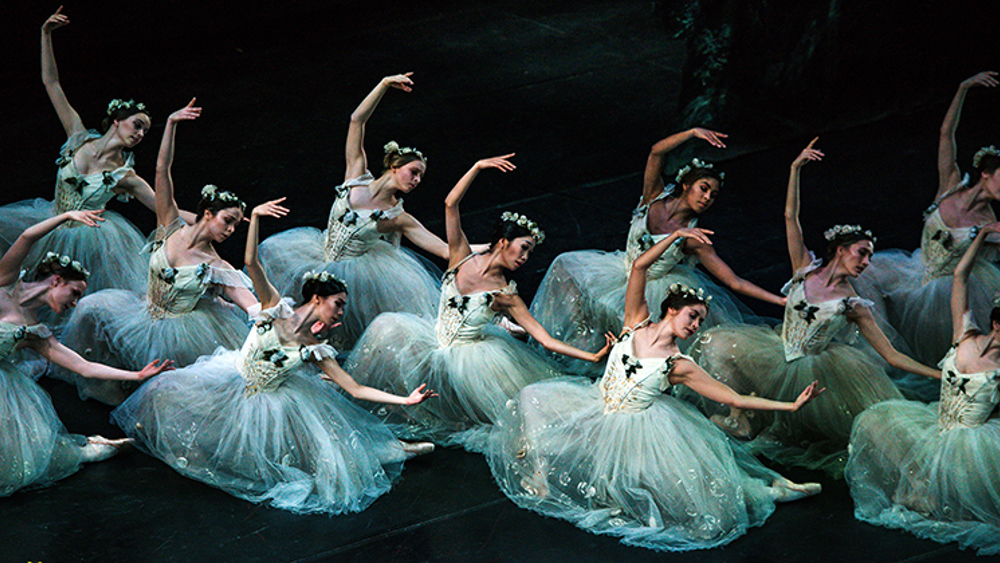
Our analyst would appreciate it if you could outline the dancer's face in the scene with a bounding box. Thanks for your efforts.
[391,160,426,193]
[47,277,87,313]
[681,178,720,214]
[114,113,151,148]
[666,304,707,340]
[497,236,536,270]
[203,207,244,243]
[314,292,347,331]
[837,240,874,277]
[981,168,1000,200]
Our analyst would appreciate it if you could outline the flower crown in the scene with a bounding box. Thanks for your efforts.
[667,283,712,305]
[384,141,426,163]
[674,158,725,184]
[823,224,877,244]
[973,146,1000,169]
[500,211,545,244]
[106,99,147,116]
[201,185,246,212]
[302,270,348,290]
[39,251,90,279]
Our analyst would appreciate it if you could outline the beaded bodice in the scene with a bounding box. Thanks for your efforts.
[54,130,134,219]
[780,261,871,362]
[435,259,517,347]
[237,299,336,397]
[600,331,685,413]
[937,346,1000,431]
[624,189,697,280]
[920,208,983,282]
[323,172,403,261]
[0,321,51,362]
[144,222,252,319]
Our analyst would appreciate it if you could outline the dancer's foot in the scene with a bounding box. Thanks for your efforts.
[711,408,754,439]
[400,441,435,459]
[82,436,133,463]
[770,479,822,503]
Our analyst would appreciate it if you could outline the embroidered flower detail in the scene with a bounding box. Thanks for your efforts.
[339,209,359,226]
[639,232,654,252]
[159,267,178,284]
[39,252,90,278]
[107,99,147,115]
[945,370,970,395]
[793,301,819,323]
[65,176,86,194]
[299,345,311,362]
[102,171,116,187]
[13,326,27,341]
[147,240,164,253]
[667,283,712,305]
[56,154,71,168]
[621,353,641,378]
[923,202,939,222]
[262,348,289,368]
[195,263,210,280]
[255,319,274,334]
[447,295,471,314]
[930,229,953,250]
[500,211,545,244]
[836,297,854,315]
[970,225,981,240]
[370,209,385,222]
[674,158,724,184]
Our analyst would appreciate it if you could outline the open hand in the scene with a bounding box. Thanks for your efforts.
[591,332,617,363]
[63,209,105,228]
[675,227,714,246]
[168,98,201,124]
[692,128,728,148]
[792,137,823,169]
[383,72,414,92]
[42,6,69,33]
[790,380,825,410]
[404,383,438,405]
[136,359,175,380]
[251,197,290,220]
[960,71,998,90]
[475,153,517,172]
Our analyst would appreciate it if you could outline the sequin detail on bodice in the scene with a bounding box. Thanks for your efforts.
[323,172,403,261]
[600,332,685,413]
[624,189,697,280]
[937,347,1000,431]
[144,224,252,320]
[780,269,871,362]
[237,299,336,397]
[435,261,517,347]
[920,208,983,283]
[0,321,51,362]
[54,131,134,221]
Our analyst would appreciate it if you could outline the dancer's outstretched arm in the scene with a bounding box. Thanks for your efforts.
[317,357,436,405]
[642,128,727,204]
[345,73,414,181]
[30,335,172,381]
[671,358,824,412]
[493,293,613,363]
[850,306,941,379]
[938,71,997,195]
[0,211,104,287]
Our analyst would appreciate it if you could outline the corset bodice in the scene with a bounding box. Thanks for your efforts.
[599,331,685,413]
[323,173,403,261]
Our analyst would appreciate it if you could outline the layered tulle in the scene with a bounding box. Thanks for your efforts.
[485,377,784,552]
[55,289,250,405]
[112,348,406,515]
[0,198,148,296]
[0,358,89,496]
[847,400,1000,555]
[529,249,755,375]
[687,323,903,476]
[257,226,440,350]
[346,312,563,451]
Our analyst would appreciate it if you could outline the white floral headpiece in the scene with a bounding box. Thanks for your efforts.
[674,158,725,184]
[500,211,545,244]
[200,185,246,212]
[384,141,426,163]
[973,146,1000,169]
[106,98,147,116]
[823,224,877,244]
[301,270,348,290]
[39,251,90,279]
[667,282,712,305]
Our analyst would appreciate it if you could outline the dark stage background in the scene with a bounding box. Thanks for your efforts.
[1,1,998,561]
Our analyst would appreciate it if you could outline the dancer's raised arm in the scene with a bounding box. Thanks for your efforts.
[40,6,83,137]
[951,223,1000,342]
[346,73,414,180]
[642,128,727,204]
[939,72,998,195]
[0,211,104,287]
[444,154,516,268]
[155,99,202,227]
[245,198,290,309]
[624,227,714,327]
[785,138,824,271]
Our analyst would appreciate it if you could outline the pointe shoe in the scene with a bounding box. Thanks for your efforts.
[711,411,754,439]
[82,436,133,463]
[401,441,435,459]
[771,479,822,503]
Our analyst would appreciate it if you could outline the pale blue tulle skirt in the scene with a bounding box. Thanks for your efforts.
[346,312,563,451]
[529,249,757,376]
[257,227,440,351]
[112,348,406,515]
[686,323,904,477]
[1,358,88,497]
[55,289,249,405]
[847,400,1000,556]
[485,376,783,552]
